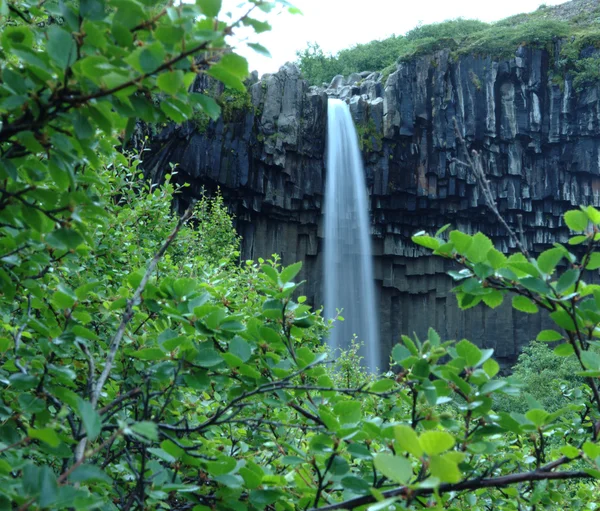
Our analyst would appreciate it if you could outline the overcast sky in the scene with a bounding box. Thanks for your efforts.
[223,0,567,75]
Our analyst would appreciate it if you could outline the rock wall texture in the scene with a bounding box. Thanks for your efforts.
[143,44,600,365]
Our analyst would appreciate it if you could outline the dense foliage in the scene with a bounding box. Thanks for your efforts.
[2,1,600,510]
[296,8,600,86]
[494,341,584,414]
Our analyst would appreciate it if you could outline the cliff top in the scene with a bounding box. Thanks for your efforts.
[503,0,600,26]
[296,0,600,86]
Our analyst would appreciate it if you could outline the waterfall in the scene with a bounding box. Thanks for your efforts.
[324,98,380,373]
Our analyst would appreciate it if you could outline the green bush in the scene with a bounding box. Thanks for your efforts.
[494,341,584,414]
[2,1,600,510]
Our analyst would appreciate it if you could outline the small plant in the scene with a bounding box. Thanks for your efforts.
[331,336,375,388]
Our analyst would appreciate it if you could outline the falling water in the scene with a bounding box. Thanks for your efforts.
[324,98,380,373]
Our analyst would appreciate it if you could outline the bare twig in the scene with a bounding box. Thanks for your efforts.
[453,121,529,258]
[14,296,32,374]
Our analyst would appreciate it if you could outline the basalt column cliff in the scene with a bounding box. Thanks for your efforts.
[143,43,600,365]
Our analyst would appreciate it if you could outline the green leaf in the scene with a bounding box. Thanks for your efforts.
[419,431,455,455]
[429,453,461,483]
[242,17,271,33]
[581,351,600,371]
[466,232,493,263]
[197,0,222,17]
[247,42,271,57]
[45,228,84,250]
[525,409,549,427]
[207,53,249,92]
[569,235,588,245]
[556,269,579,294]
[394,425,423,458]
[449,231,472,254]
[131,348,165,361]
[80,0,106,21]
[455,339,482,367]
[537,248,563,275]
[333,401,362,425]
[512,295,538,314]
[47,26,76,70]
[206,456,236,476]
[564,210,589,231]
[392,344,412,363]
[341,476,370,494]
[554,343,574,357]
[230,336,251,362]
[585,205,600,224]
[260,326,281,344]
[69,464,112,484]
[537,330,563,342]
[411,234,440,250]
[487,248,507,269]
[261,264,279,284]
[52,285,77,309]
[28,427,61,448]
[550,310,576,331]
[585,253,600,271]
[280,261,302,283]
[482,290,503,309]
[156,71,184,95]
[428,327,441,346]
[196,346,223,367]
[239,460,264,489]
[190,93,222,120]
[480,380,507,394]
[583,441,600,460]
[129,421,158,442]
[371,379,395,393]
[483,358,500,378]
[373,453,412,484]
[77,400,102,441]
[561,445,580,459]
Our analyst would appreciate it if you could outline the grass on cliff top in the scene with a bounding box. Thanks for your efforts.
[296,3,600,86]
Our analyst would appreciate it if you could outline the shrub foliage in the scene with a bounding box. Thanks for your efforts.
[1,1,600,511]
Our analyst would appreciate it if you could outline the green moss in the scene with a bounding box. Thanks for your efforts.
[356,119,383,153]
[551,72,566,92]
[191,111,210,133]
[380,64,397,85]
[469,70,482,91]
[218,87,252,123]
[556,26,600,91]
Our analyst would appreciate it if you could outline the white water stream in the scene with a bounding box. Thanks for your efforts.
[324,98,380,373]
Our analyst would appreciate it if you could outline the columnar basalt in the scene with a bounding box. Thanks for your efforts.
[143,44,600,365]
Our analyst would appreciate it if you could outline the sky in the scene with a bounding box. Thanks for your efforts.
[222,0,568,76]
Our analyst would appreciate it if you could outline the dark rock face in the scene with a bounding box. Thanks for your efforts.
[143,48,600,366]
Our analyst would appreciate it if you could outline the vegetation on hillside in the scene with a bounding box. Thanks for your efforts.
[296,3,600,87]
[2,1,600,510]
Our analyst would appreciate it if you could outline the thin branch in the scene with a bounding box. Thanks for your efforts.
[453,120,529,258]
[98,387,142,415]
[91,203,194,407]
[14,296,32,374]
[310,469,593,511]
[74,204,194,462]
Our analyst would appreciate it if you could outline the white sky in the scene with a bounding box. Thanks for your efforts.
[223,0,568,76]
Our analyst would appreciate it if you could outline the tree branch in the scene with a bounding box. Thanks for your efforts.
[310,469,593,511]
